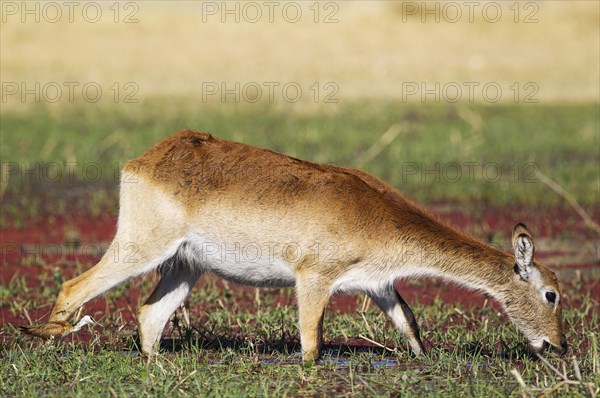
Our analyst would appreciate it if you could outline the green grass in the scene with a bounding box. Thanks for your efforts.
[1,101,598,396]
[1,100,598,213]
[1,274,599,397]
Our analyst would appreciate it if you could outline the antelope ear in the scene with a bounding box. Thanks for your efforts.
[512,223,535,280]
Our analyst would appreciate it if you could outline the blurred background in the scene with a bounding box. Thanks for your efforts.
[2,2,598,103]
[1,0,598,225]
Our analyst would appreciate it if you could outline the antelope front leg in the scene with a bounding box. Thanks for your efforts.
[369,287,425,355]
[296,274,331,362]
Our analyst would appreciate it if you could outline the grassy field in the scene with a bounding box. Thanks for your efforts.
[1,100,599,397]
[1,101,598,226]
[2,267,599,397]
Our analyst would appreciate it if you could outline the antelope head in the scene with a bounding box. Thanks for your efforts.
[503,223,567,354]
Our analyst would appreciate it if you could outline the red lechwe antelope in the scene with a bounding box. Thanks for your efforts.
[46,130,567,361]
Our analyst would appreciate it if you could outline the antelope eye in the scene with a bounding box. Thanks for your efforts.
[545,291,557,304]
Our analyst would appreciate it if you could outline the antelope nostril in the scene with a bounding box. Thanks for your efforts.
[559,339,568,354]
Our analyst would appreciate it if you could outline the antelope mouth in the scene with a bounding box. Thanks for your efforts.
[530,338,568,356]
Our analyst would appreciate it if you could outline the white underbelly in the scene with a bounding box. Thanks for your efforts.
[182,233,297,288]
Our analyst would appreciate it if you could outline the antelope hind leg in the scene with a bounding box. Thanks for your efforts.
[137,264,202,355]
[50,235,185,323]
